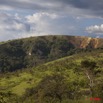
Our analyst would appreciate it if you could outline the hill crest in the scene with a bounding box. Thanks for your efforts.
[0,35,103,72]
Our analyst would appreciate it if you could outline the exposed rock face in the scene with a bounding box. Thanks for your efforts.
[0,35,103,49]
[65,36,103,49]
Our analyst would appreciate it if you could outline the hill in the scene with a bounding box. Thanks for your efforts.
[0,49,103,103]
[0,35,103,73]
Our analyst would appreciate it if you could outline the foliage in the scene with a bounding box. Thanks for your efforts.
[0,49,103,102]
[0,35,102,72]
[0,36,73,72]
[0,35,103,103]
[24,74,80,103]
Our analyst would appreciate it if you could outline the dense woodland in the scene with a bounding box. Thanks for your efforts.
[0,35,103,103]
[1,35,103,73]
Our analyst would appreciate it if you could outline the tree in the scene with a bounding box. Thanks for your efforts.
[29,74,68,103]
[81,60,97,97]
[25,74,80,103]
[93,82,103,102]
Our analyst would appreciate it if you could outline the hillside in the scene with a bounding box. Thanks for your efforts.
[0,49,103,103]
[0,35,103,73]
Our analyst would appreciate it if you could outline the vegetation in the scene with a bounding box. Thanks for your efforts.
[0,36,75,72]
[0,49,103,103]
[0,35,103,103]
[0,35,103,73]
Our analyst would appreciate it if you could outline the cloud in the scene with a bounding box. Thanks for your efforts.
[1,0,103,41]
[0,12,31,41]
[0,0,61,12]
[1,3,103,42]
[0,11,79,41]
[86,24,103,34]
[0,12,30,32]
[25,12,79,36]
[25,12,70,35]
[26,12,59,23]
[1,0,103,18]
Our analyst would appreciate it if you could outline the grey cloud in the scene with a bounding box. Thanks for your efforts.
[0,12,31,41]
[53,0,103,10]
[0,12,30,32]
[0,0,47,11]
[52,0,103,17]
[0,12,79,41]
[0,0,103,10]
[1,0,103,17]
[0,0,61,10]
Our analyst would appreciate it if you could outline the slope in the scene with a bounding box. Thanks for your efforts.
[0,35,103,73]
[0,49,103,103]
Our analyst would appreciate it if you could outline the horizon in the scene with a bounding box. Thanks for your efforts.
[0,34,102,42]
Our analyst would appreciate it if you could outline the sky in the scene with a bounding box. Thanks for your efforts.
[0,0,103,41]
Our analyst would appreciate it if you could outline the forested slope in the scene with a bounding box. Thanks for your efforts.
[0,35,103,73]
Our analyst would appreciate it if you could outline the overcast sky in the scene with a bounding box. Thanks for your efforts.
[0,0,103,41]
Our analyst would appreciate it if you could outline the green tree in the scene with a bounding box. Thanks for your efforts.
[81,60,97,97]
[25,74,80,103]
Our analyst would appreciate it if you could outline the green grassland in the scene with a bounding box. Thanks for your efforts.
[0,50,103,103]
